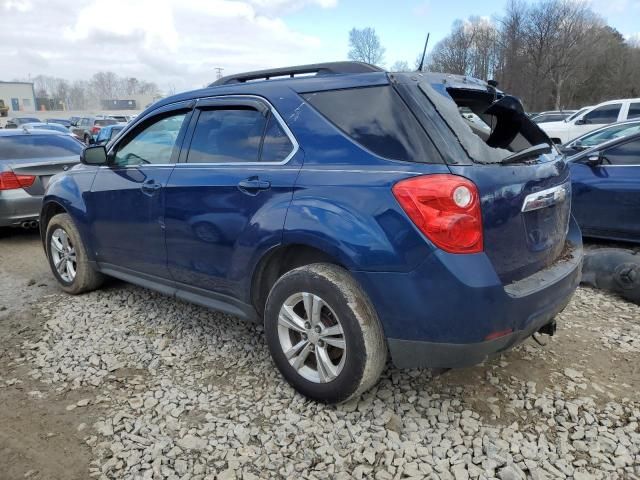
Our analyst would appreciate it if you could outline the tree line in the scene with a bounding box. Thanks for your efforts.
[348,0,640,112]
[21,72,160,111]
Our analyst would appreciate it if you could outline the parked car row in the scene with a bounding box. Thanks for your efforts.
[1,63,638,403]
[2,114,135,144]
[540,98,640,144]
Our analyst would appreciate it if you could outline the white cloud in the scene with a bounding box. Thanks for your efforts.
[0,0,337,92]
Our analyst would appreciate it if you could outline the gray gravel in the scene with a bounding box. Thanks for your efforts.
[12,284,640,479]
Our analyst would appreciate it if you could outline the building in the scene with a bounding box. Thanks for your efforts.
[100,94,161,111]
[0,81,37,114]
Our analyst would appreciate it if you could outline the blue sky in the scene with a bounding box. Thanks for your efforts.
[287,0,640,68]
[2,0,639,92]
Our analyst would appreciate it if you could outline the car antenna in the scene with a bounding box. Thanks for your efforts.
[417,33,430,73]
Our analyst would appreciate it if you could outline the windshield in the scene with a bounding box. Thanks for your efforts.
[418,82,553,164]
[95,119,118,127]
[578,122,640,147]
[0,135,83,160]
[566,107,590,122]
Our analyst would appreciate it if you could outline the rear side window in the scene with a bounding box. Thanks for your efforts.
[584,104,621,124]
[95,119,117,127]
[0,135,83,160]
[261,114,294,162]
[186,107,294,164]
[303,86,438,163]
[188,109,265,163]
[628,103,640,120]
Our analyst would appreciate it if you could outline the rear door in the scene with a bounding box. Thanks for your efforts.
[164,96,302,301]
[87,103,192,278]
[570,137,640,239]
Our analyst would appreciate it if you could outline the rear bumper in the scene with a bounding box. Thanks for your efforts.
[388,294,569,368]
[353,216,583,369]
[0,190,42,227]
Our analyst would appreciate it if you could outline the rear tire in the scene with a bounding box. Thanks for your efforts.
[45,213,104,294]
[264,263,387,404]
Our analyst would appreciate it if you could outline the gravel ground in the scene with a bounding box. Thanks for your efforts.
[1,230,639,480]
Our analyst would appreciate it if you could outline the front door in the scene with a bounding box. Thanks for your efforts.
[87,105,192,278]
[571,137,640,239]
[164,97,302,301]
[573,103,623,139]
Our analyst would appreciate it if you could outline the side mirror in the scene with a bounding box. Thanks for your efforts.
[81,145,108,166]
[575,118,587,125]
[584,152,602,166]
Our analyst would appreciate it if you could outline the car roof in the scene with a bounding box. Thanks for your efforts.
[148,62,495,118]
[0,128,66,137]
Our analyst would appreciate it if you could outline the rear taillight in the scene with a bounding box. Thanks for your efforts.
[91,126,101,135]
[392,174,483,254]
[0,171,36,191]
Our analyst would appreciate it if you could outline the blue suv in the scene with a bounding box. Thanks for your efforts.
[41,62,582,403]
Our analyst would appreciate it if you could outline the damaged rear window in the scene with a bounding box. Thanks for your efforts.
[418,82,553,164]
[303,86,442,163]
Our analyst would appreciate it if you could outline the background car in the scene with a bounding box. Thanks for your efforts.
[531,110,576,123]
[4,117,42,129]
[569,131,640,243]
[560,120,640,155]
[0,129,82,228]
[93,124,126,145]
[46,118,72,129]
[541,98,640,144]
[21,122,72,134]
[71,116,118,144]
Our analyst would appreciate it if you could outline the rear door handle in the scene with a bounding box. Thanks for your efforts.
[238,178,271,195]
[141,180,161,194]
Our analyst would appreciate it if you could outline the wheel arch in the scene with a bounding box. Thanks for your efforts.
[39,200,68,245]
[251,243,345,316]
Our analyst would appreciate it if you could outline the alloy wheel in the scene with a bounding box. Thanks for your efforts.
[50,228,77,283]
[277,292,346,383]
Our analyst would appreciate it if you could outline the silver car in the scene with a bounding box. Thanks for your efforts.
[0,129,82,227]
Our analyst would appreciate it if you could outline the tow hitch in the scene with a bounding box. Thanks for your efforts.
[532,320,556,346]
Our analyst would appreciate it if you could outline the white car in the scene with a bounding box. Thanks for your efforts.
[540,98,640,144]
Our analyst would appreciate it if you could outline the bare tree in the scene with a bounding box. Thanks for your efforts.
[348,27,385,66]
[429,0,640,111]
[391,60,411,72]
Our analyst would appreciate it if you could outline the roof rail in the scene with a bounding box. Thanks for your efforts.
[209,61,383,87]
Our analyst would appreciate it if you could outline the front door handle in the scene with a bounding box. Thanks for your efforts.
[238,177,271,195]
[141,180,161,194]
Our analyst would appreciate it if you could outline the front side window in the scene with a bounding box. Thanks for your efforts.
[603,139,640,166]
[187,108,266,163]
[0,135,83,160]
[114,112,187,166]
[583,104,621,124]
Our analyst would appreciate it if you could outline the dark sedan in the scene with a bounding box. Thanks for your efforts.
[5,116,42,129]
[0,129,82,227]
[569,131,640,243]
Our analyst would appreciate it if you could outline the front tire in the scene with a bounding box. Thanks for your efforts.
[264,263,387,404]
[45,213,104,294]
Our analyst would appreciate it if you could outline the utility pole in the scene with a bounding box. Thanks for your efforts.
[214,67,224,80]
